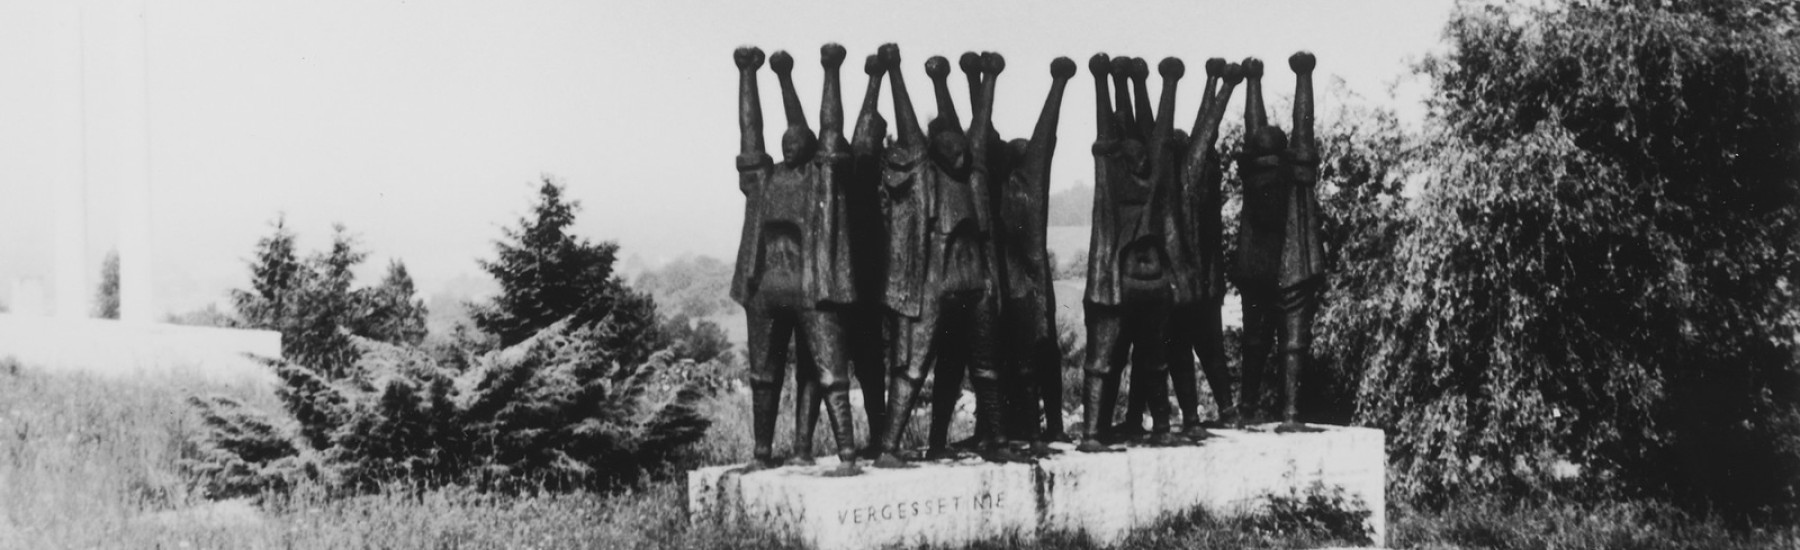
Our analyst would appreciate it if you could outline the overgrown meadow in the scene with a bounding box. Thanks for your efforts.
[3,360,1793,549]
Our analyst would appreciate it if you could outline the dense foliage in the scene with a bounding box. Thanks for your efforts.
[472,179,663,368]
[1332,0,1800,520]
[230,219,429,378]
[185,321,714,498]
[194,179,724,500]
[93,250,119,319]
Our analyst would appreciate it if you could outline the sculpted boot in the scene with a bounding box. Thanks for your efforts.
[1144,372,1179,446]
[1077,373,1116,452]
[1275,350,1320,433]
[858,379,887,459]
[973,378,1028,463]
[823,389,863,476]
[787,377,821,466]
[873,376,921,468]
[750,383,782,469]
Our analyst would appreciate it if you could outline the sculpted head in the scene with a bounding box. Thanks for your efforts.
[1247,125,1288,156]
[783,125,818,165]
[1119,138,1150,178]
[928,117,969,173]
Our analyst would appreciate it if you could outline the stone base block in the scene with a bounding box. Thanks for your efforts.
[689,425,1385,549]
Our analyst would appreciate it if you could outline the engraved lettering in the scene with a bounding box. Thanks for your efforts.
[838,509,850,524]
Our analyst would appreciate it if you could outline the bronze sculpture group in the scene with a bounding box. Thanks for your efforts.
[733,43,1324,472]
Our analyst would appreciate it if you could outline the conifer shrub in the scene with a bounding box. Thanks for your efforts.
[185,320,720,498]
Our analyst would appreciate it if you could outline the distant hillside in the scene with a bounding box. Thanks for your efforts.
[633,255,738,320]
[1047,183,1093,226]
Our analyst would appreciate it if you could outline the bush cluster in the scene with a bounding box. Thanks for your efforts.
[186,322,717,498]
[189,178,731,498]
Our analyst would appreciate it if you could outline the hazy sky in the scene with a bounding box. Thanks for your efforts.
[0,0,1454,316]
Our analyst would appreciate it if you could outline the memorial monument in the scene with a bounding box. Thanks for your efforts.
[1075,54,1181,452]
[706,44,1381,549]
[1233,53,1325,432]
[987,56,1076,449]
[1119,58,1244,437]
[732,45,863,473]
[870,44,1016,466]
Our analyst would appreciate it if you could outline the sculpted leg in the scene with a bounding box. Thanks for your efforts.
[1198,298,1237,428]
[1239,289,1279,426]
[967,295,1026,463]
[1079,304,1125,452]
[1132,304,1177,445]
[929,347,967,457]
[875,303,938,468]
[851,308,888,457]
[747,303,794,469]
[802,308,864,473]
[1275,285,1322,433]
[1165,307,1206,436]
[1118,352,1150,438]
[789,336,822,466]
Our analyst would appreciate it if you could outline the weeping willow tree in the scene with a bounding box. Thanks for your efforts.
[1329,0,1800,521]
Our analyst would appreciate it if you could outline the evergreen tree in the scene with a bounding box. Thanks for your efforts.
[360,260,430,346]
[232,216,302,332]
[93,250,119,319]
[473,177,664,366]
[232,219,428,378]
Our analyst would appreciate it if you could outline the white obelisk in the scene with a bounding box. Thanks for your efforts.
[81,0,155,323]
[52,2,88,320]
[114,0,154,324]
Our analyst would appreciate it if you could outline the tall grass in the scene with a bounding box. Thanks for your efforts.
[3,362,1794,549]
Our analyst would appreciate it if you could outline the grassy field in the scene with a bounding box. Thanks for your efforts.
[1,362,1794,549]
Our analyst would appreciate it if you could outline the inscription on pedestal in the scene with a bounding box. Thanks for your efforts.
[836,491,1009,525]
[689,426,1386,550]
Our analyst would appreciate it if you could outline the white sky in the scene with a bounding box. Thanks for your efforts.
[0,0,1454,316]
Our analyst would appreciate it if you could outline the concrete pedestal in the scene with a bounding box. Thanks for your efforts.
[689,425,1385,549]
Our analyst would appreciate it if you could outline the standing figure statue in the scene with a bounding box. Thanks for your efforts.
[845,53,892,457]
[731,45,861,474]
[1234,53,1324,432]
[1119,58,1243,437]
[985,55,1077,450]
[1161,59,1247,430]
[872,45,1016,466]
[1077,54,1184,452]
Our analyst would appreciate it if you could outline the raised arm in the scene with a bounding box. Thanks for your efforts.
[1185,60,1241,170]
[1190,58,1223,145]
[971,52,1002,171]
[1022,57,1075,185]
[960,52,984,117]
[1242,57,1267,132]
[1289,51,1318,171]
[771,50,816,165]
[735,47,767,163]
[1110,56,1136,141]
[818,44,848,156]
[925,56,962,133]
[1091,53,1116,145]
[1148,57,1184,220]
[1130,58,1155,140]
[880,44,925,149]
[1150,58,1183,174]
[852,54,887,156]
